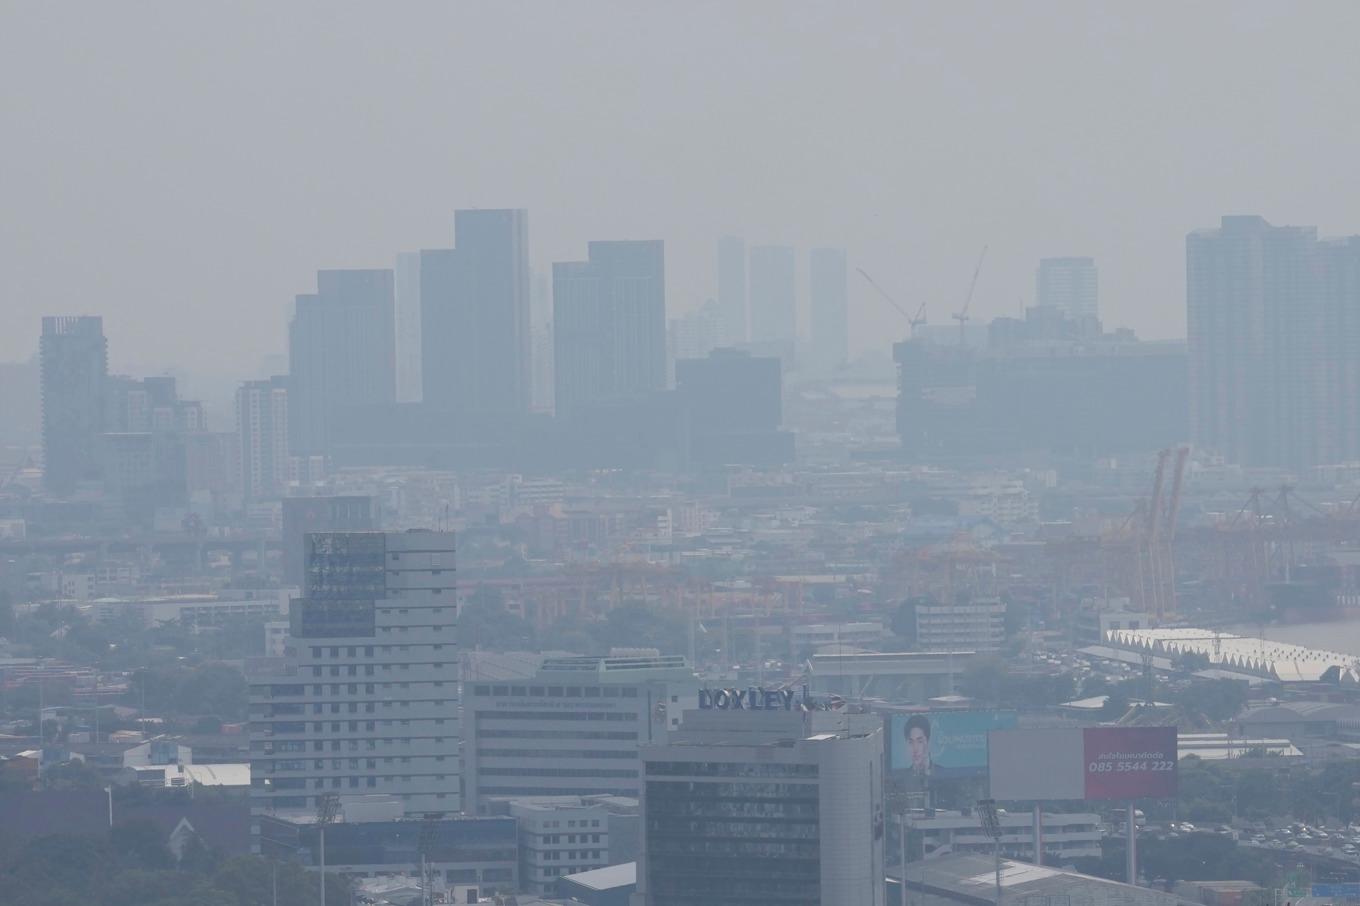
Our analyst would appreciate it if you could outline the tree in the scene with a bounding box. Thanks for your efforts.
[1173,679,1248,724]
[459,587,537,651]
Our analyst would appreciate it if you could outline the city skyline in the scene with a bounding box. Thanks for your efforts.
[7,3,1360,377]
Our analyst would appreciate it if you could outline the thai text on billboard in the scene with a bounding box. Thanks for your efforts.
[987,726,1178,801]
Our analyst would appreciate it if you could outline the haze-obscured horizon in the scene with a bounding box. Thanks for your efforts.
[4,0,1359,377]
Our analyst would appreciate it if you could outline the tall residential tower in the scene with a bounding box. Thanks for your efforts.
[288,269,396,455]
[40,316,108,495]
[554,240,666,415]
[1187,216,1360,469]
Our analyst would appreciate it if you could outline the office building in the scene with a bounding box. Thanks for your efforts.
[749,245,797,363]
[393,252,423,403]
[1036,257,1098,322]
[40,316,108,495]
[1187,216,1360,469]
[809,247,849,374]
[635,709,885,906]
[894,333,1187,459]
[675,349,793,466]
[913,597,1006,653]
[446,208,531,413]
[666,301,721,385]
[280,495,378,589]
[416,247,465,409]
[100,431,188,522]
[288,269,396,455]
[248,530,460,818]
[462,653,696,813]
[235,376,289,501]
[553,240,666,415]
[910,808,1102,861]
[507,796,639,895]
[716,236,747,345]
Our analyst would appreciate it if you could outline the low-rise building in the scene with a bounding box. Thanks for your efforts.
[908,808,1102,863]
[914,598,1005,653]
[258,813,518,903]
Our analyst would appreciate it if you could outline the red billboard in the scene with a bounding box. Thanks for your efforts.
[1082,726,1177,800]
[989,726,1177,801]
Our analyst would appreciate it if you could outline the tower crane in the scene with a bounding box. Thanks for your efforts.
[952,245,989,345]
[857,268,927,337]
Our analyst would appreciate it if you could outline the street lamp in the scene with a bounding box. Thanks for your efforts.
[977,798,1004,906]
[316,793,340,906]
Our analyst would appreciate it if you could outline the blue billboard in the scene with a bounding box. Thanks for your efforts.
[891,710,1018,779]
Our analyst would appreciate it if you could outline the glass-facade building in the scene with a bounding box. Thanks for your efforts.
[249,530,460,818]
[636,710,885,906]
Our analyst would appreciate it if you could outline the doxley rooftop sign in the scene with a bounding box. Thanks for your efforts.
[698,686,811,711]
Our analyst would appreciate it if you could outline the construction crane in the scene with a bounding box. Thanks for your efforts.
[857,268,927,336]
[952,245,989,345]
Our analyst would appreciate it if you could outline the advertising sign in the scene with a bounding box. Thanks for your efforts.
[1082,726,1177,800]
[890,711,1018,778]
[989,726,1178,801]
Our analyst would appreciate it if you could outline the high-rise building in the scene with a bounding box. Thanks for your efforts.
[553,240,666,415]
[440,208,531,413]
[635,709,886,906]
[1036,257,1099,322]
[1187,216,1360,469]
[393,252,423,403]
[748,245,797,363]
[248,530,460,818]
[675,349,793,467]
[809,247,849,374]
[288,269,396,455]
[40,316,107,495]
[462,653,696,814]
[716,236,747,345]
[235,376,289,501]
[667,301,721,386]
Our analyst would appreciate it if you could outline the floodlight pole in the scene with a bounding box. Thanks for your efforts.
[1126,799,1137,886]
[977,799,1003,906]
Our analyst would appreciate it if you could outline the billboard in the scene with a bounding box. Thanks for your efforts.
[890,711,1018,779]
[988,726,1178,801]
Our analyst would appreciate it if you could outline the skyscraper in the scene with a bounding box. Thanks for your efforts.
[393,252,423,403]
[40,316,107,495]
[235,376,289,501]
[248,530,460,818]
[553,240,666,415]
[437,208,531,413]
[1187,216,1360,469]
[748,245,797,363]
[809,247,848,373]
[1036,257,1099,322]
[716,236,747,345]
[288,269,396,455]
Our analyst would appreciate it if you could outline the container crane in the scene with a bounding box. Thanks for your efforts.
[952,245,989,346]
[856,268,927,336]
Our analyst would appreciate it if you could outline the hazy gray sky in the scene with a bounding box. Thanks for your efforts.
[4,1,1359,378]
